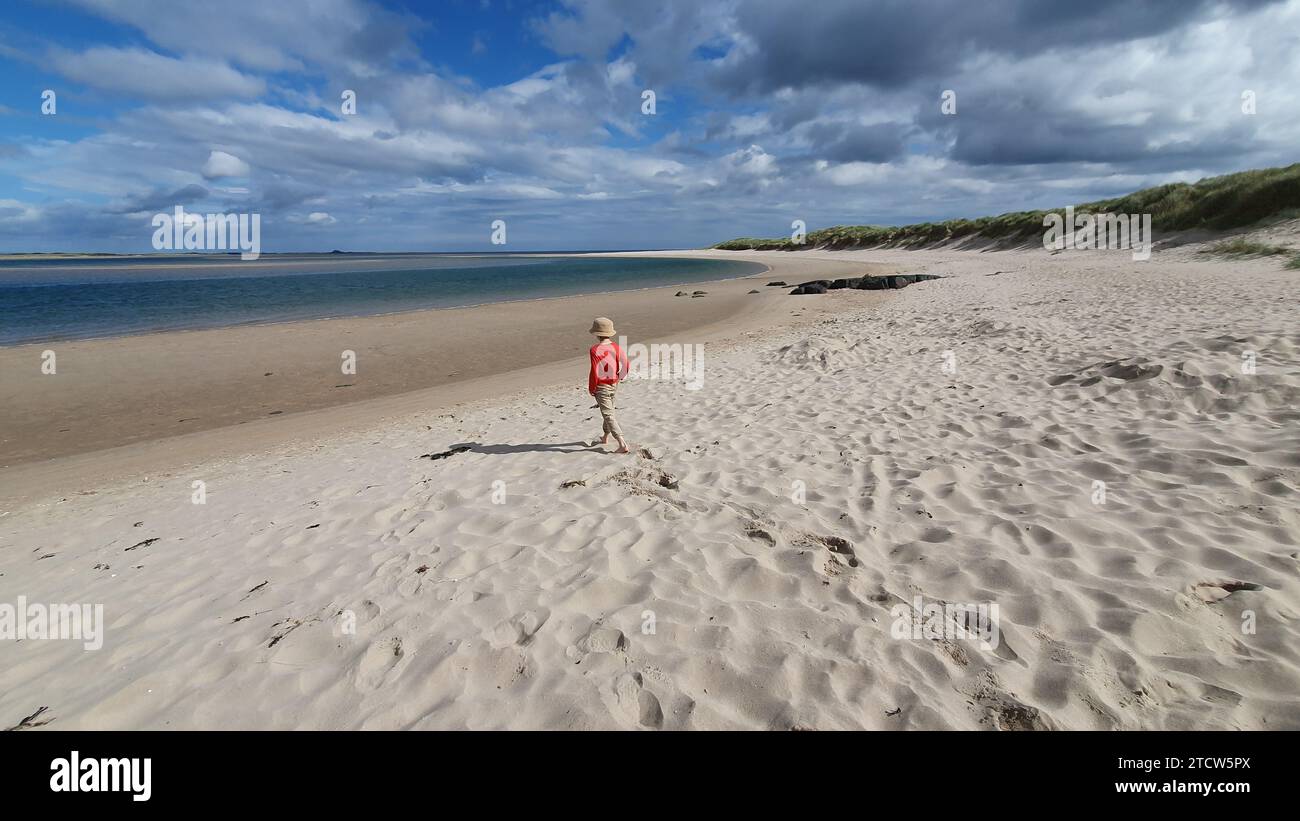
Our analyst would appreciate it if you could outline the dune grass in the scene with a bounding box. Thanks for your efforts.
[714,162,1300,251]
[1198,238,1293,257]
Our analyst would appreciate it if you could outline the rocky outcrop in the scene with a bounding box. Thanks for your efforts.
[787,273,944,294]
[790,283,828,294]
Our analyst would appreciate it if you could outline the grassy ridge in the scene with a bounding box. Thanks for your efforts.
[1197,238,1292,257]
[713,162,1300,251]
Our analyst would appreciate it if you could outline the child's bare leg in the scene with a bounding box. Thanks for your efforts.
[607,424,627,452]
[611,421,629,453]
[608,420,627,452]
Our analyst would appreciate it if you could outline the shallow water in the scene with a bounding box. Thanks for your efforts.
[0,253,765,345]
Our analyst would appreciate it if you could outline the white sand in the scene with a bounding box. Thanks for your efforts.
[2,237,1298,730]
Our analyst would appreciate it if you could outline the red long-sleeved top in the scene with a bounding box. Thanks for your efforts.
[589,341,628,394]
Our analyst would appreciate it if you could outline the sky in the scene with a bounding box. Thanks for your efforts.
[0,0,1296,253]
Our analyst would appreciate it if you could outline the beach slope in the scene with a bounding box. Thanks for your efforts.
[1,241,1298,730]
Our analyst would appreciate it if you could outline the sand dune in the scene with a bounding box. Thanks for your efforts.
[2,239,1298,730]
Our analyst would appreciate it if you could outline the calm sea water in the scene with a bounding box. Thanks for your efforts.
[0,254,766,345]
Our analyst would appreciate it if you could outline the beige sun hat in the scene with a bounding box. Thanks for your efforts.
[588,316,616,336]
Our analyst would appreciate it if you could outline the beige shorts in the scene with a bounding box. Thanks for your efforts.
[594,384,622,438]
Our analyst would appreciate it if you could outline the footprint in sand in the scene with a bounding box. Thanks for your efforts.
[798,532,858,568]
[1101,362,1163,382]
[613,672,664,729]
[584,626,626,654]
[744,525,777,546]
[489,610,549,649]
[963,671,1055,730]
[356,636,405,692]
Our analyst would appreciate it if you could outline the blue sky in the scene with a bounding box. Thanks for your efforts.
[0,0,1297,252]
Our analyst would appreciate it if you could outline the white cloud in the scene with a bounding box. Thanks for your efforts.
[4,0,1299,252]
[0,199,43,224]
[62,0,417,74]
[48,47,264,100]
[201,150,251,179]
[724,144,776,178]
[287,211,337,225]
[819,161,887,187]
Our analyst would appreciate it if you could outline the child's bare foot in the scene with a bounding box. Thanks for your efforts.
[601,434,610,445]
[614,439,631,454]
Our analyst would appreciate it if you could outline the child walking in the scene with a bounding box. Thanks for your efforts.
[587,317,630,453]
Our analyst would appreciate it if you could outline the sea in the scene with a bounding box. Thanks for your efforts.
[0,253,766,345]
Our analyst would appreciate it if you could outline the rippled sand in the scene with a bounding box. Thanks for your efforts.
[3,237,1297,729]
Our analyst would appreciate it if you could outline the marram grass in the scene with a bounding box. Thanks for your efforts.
[714,162,1300,251]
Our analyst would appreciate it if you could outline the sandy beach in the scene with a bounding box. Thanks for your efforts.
[2,234,1297,730]
[0,255,890,499]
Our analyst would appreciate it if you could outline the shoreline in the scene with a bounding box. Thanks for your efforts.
[0,249,707,264]
[0,251,894,508]
[0,258,772,348]
[3,242,1295,729]
[0,253,769,347]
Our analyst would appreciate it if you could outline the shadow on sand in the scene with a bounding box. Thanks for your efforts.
[453,440,596,455]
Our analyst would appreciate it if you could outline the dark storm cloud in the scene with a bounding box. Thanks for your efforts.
[5,0,1298,252]
[930,95,1264,168]
[0,200,145,242]
[107,184,210,215]
[256,182,329,211]
[715,0,1286,93]
[768,96,830,132]
[805,121,909,163]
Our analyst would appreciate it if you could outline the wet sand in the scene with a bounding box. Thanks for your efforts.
[4,238,1296,730]
[0,252,891,505]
